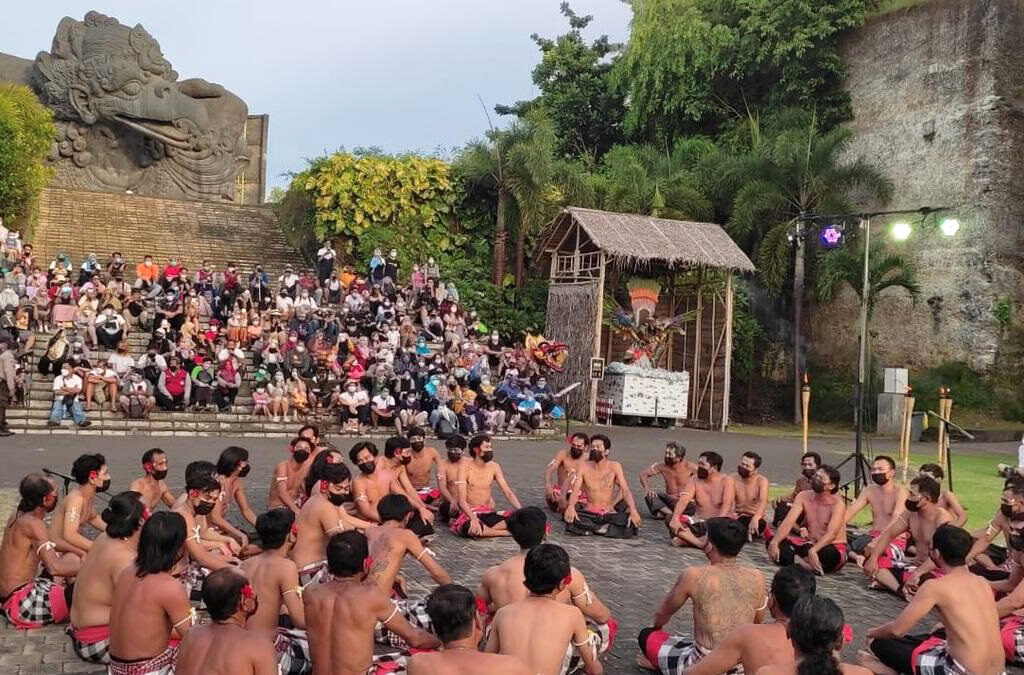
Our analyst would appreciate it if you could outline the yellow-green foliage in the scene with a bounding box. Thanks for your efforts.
[0,83,55,225]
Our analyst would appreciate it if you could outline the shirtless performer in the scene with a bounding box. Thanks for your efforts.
[638,518,766,674]
[772,452,820,527]
[406,426,444,508]
[920,463,968,527]
[478,507,617,669]
[451,434,522,538]
[0,474,80,629]
[731,451,770,539]
[240,509,309,675]
[668,451,735,548]
[382,436,437,533]
[436,435,467,521]
[350,440,434,538]
[545,432,589,513]
[564,434,642,539]
[130,448,176,511]
[171,468,237,600]
[407,584,531,675]
[68,492,144,663]
[681,565,816,675]
[50,452,111,555]
[965,477,1024,581]
[486,543,604,675]
[303,531,439,675]
[268,437,314,514]
[211,446,258,547]
[292,462,372,587]
[761,596,872,675]
[175,567,277,675]
[639,441,695,520]
[863,476,952,598]
[989,520,1024,667]
[300,447,345,507]
[863,524,1006,675]
[768,464,848,575]
[108,512,195,675]
[846,456,907,568]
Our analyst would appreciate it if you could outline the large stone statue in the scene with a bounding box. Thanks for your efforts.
[1,11,251,202]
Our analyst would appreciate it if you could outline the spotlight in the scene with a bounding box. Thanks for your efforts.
[820,225,843,248]
[891,222,912,241]
[940,218,960,237]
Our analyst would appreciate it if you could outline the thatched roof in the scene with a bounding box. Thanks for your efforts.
[536,207,755,273]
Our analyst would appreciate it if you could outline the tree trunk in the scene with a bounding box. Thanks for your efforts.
[792,237,805,425]
[514,224,526,289]
[493,188,508,285]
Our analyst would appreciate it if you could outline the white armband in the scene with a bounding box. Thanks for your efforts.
[35,541,56,556]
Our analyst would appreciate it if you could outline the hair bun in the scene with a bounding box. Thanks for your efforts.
[101,506,114,524]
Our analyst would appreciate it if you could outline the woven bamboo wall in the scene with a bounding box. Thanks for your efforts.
[545,282,601,420]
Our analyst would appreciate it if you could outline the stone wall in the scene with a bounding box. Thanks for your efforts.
[809,0,1024,373]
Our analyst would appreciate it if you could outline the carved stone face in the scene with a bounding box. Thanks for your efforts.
[33,11,249,200]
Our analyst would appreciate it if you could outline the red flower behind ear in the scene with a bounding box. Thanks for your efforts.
[241,584,255,599]
[545,523,552,534]
[89,470,98,480]
[144,463,153,472]
[142,507,151,521]
[326,454,338,464]
[475,597,489,615]
[291,524,299,536]
[842,624,853,645]
[562,573,573,587]
[363,556,374,574]
[320,480,329,492]
[189,489,199,498]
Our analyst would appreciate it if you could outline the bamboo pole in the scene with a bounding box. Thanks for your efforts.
[721,273,734,431]
[937,387,948,464]
[900,387,916,484]
[588,252,605,425]
[940,392,953,466]
[801,373,810,454]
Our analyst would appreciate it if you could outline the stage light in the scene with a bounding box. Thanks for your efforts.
[820,225,843,248]
[891,221,912,241]
[940,218,960,237]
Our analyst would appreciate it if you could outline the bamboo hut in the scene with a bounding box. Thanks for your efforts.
[534,207,755,429]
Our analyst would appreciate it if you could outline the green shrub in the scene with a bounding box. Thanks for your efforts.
[910,362,993,414]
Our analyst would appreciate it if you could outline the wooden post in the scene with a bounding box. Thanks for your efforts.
[900,387,915,484]
[937,387,948,464]
[940,392,953,466]
[801,373,810,454]
[588,251,606,425]
[721,273,734,431]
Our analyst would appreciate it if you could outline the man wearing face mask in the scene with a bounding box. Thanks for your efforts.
[772,452,820,528]
[964,478,1024,582]
[175,568,276,675]
[0,474,81,630]
[544,433,590,513]
[49,453,110,555]
[47,361,91,428]
[768,465,848,576]
[129,448,176,511]
[338,379,370,433]
[369,437,436,537]
[436,435,468,522]
[668,452,735,548]
[639,442,696,520]
[564,435,643,538]
[210,447,258,551]
[268,437,314,515]
[732,451,771,540]
[845,456,909,569]
[451,435,522,538]
[172,467,238,597]
[404,427,444,509]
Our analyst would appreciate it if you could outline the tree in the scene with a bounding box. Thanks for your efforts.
[815,238,921,319]
[727,109,892,423]
[496,2,626,159]
[0,84,55,226]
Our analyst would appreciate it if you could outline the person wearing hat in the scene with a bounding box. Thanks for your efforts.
[279,266,299,300]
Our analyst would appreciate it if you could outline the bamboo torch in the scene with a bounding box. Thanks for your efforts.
[801,373,810,455]
[941,389,953,466]
[937,387,948,464]
[900,386,916,484]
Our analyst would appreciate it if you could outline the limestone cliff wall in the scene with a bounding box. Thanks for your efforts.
[809,0,1024,373]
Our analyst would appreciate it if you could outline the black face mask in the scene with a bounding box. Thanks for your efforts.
[151,469,168,481]
[801,468,816,479]
[697,467,709,480]
[737,466,752,479]
[237,465,251,478]
[664,456,677,466]
[480,451,494,463]
[1010,532,1024,551]
[410,441,424,451]
[447,452,462,463]
[904,498,921,512]
[96,478,111,493]
[589,450,604,463]
[292,449,310,464]
[811,478,826,494]
[569,447,584,459]
[359,461,376,475]
[195,500,216,516]
[400,455,412,465]
[871,472,890,486]
[1001,504,1023,520]
[327,490,349,506]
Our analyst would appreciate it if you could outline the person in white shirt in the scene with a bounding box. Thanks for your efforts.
[293,290,317,319]
[338,380,370,432]
[276,288,294,319]
[385,323,401,350]
[371,388,396,430]
[48,364,90,427]
[344,288,364,313]
[107,341,136,379]
[83,357,119,412]
[279,267,299,298]
[93,305,128,350]
[316,243,336,283]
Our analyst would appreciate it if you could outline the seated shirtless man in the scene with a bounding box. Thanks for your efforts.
[240,509,309,675]
[268,437,314,515]
[990,520,1024,666]
[175,567,277,675]
[451,434,522,538]
[731,451,770,539]
[211,446,258,549]
[772,452,820,527]
[406,426,444,508]
[69,492,144,663]
[639,441,695,520]
[407,584,531,675]
[0,474,80,630]
[350,440,434,538]
[479,506,617,670]
[668,451,735,548]
[920,463,968,527]
[108,512,195,675]
[639,517,766,674]
[846,455,907,568]
[50,452,111,555]
[564,434,642,539]
[292,462,371,586]
[966,476,1021,580]
[486,543,604,675]
[681,565,817,675]
[762,596,872,675]
[436,435,467,521]
[768,464,848,575]
[863,524,1006,675]
[545,432,589,513]
[303,531,439,675]
[864,476,952,598]
[129,448,175,511]
[171,467,237,601]
[381,435,436,535]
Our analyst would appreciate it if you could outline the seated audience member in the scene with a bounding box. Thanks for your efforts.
[129,448,175,511]
[407,583,531,675]
[545,433,589,513]
[120,368,157,419]
[451,435,522,538]
[564,434,643,539]
[303,532,439,674]
[862,524,1005,675]
[47,361,91,428]
[338,379,370,432]
[175,567,277,675]
[50,453,111,555]
[639,441,695,520]
[107,512,195,675]
[668,451,734,548]
[68,492,145,663]
[731,451,771,539]
[156,355,191,411]
[845,456,907,567]
[83,356,119,412]
[0,474,81,629]
[772,452,820,527]
[485,543,604,675]
[768,464,848,575]
[638,518,766,674]
[759,596,871,675]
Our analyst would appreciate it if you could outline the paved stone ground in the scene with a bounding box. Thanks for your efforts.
[0,426,1018,674]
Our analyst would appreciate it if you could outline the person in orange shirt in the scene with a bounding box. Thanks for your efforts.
[134,255,158,293]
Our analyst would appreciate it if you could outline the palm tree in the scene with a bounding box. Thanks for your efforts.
[727,110,893,424]
[815,239,921,320]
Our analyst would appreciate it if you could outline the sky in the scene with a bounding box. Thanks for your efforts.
[0,1,633,196]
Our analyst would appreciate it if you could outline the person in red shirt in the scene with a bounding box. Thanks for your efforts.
[156,356,191,411]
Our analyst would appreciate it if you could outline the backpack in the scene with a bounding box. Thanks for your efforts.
[128,396,145,419]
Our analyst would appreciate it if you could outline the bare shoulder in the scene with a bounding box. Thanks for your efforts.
[128,477,144,491]
[842,665,874,675]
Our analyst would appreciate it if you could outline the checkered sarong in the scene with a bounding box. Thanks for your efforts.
[298,560,327,587]
[374,598,432,648]
[2,577,69,629]
[911,636,981,675]
[370,651,409,674]
[274,627,312,675]
[107,645,178,675]
[1001,616,1024,665]
[68,624,110,663]
[183,561,208,605]
[641,628,743,675]
[562,618,618,674]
